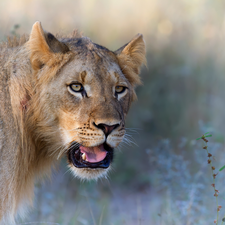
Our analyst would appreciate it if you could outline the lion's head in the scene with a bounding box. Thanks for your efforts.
[25,22,146,180]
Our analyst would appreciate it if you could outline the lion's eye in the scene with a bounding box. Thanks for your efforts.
[70,83,83,92]
[115,86,126,94]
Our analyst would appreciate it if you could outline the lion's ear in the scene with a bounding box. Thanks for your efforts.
[115,34,146,88]
[27,21,70,70]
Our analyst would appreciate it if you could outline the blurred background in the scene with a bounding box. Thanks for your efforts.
[2,0,225,224]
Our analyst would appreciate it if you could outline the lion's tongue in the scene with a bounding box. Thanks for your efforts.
[80,144,107,163]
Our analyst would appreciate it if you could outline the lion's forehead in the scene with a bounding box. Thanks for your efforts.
[59,53,127,90]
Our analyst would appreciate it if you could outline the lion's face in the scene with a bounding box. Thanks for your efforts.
[27,22,146,180]
[46,56,131,179]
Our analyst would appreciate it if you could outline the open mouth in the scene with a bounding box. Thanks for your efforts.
[67,142,113,169]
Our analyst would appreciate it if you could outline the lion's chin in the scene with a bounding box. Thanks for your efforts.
[67,141,113,180]
[68,166,110,180]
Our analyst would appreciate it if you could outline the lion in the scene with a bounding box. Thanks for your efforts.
[0,21,146,224]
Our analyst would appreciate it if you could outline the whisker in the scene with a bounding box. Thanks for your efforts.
[118,132,138,148]
[57,145,69,159]
[69,142,80,149]
[48,144,65,157]
[117,142,130,151]
[62,168,72,177]
[123,137,136,147]
[124,134,138,146]
[50,141,80,160]
[125,127,141,134]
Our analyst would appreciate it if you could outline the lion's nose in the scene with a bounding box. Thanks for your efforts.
[94,123,120,137]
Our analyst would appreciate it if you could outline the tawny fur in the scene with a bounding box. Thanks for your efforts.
[0,21,146,224]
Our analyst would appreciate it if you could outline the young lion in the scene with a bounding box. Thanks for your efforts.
[0,21,146,224]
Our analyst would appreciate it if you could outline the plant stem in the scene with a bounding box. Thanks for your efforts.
[204,140,218,224]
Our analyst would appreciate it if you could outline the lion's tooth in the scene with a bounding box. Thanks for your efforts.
[82,153,86,161]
